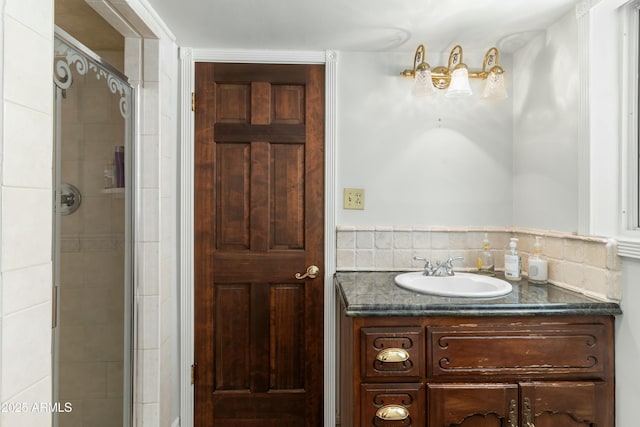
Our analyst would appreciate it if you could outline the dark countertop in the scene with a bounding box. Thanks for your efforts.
[335,271,622,317]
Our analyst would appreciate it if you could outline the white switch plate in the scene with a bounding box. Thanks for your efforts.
[344,188,365,210]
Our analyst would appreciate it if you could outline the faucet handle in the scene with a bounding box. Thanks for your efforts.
[413,256,433,275]
[439,256,464,276]
[446,256,464,266]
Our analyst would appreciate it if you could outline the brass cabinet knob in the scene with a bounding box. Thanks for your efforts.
[375,404,409,421]
[376,348,410,363]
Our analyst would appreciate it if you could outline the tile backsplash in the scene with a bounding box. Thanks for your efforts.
[336,226,621,301]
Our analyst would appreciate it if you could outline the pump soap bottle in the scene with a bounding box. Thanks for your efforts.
[477,233,495,276]
[528,236,548,284]
[504,237,521,281]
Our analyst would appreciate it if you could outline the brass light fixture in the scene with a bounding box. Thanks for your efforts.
[402,44,507,99]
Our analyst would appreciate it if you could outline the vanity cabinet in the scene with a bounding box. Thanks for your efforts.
[338,313,615,427]
[428,381,608,427]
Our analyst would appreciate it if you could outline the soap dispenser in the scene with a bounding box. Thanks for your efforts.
[528,236,548,284]
[477,233,495,276]
[504,237,521,281]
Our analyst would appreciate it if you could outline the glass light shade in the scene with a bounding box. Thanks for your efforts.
[481,69,508,100]
[412,65,434,96]
[446,66,472,98]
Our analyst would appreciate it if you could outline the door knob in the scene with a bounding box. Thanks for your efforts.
[295,265,320,280]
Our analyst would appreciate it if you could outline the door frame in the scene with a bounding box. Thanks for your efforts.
[179,48,338,427]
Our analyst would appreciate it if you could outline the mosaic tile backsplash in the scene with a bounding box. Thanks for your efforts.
[336,226,621,302]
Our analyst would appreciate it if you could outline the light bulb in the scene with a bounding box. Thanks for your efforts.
[482,68,507,100]
[412,64,434,97]
[446,66,472,98]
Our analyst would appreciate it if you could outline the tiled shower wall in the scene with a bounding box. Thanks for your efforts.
[1,1,55,426]
[337,226,621,301]
[58,55,126,427]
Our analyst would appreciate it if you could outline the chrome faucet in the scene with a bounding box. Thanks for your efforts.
[413,256,463,277]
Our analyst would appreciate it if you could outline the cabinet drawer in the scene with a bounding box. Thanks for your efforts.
[361,327,424,381]
[361,383,425,427]
[428,323,609,380]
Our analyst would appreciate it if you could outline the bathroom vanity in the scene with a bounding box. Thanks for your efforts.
[335,271,622,427]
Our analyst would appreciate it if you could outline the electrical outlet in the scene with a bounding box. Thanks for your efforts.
[344,188,365,210]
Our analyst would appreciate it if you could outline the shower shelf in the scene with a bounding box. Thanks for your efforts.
[102,187,125,196]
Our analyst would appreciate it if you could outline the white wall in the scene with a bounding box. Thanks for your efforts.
[616,258,640,427]
[0,0,54,426]
[588,1,640,426]
[337,51,513,227]
[336,10,587,234]
[512,10,580,232]
[589,0,625,238]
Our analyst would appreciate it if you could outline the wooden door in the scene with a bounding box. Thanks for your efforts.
[194,63,325,427]
[427,383,518,427]
[520,382,610,427]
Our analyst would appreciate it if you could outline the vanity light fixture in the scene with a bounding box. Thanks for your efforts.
[401,44,507,99]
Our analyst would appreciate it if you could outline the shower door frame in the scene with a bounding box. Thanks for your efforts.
[52,26,136,427]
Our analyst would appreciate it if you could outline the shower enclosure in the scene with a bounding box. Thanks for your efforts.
[52,27,135,427]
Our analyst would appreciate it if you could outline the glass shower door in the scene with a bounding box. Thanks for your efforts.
[53,27,134,427]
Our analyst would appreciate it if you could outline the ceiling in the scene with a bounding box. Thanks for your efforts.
[144,0,580,53]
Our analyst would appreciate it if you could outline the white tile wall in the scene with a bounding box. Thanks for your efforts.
[0,377,53,427]
[132,35,163,423]
[130,32,180,427]
[3,103,52,188]
[3,17,52,113]
[2,302,52,400]
[4,0,52,40]
[1,5,53,426]
[2,263,51,316]
[1,188,52,271]
[158,34,180,426]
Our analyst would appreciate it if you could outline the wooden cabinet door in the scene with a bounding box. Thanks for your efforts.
[427,383,518,427]
[520,382,611,427]
[194,63,325,427]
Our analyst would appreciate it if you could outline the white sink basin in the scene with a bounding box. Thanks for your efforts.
[394,272,512,298]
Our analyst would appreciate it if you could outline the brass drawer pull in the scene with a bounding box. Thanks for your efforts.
[376,348,410,363]
[375,404,409,421]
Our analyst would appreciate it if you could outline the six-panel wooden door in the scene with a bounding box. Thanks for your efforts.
[194,62,325,427]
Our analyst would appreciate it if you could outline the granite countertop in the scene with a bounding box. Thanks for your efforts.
[335,271,622,317]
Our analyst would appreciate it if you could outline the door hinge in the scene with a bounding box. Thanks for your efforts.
[191,362,197,385]
[191,92,195,111]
